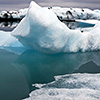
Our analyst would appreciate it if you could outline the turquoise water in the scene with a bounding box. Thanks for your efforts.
[64,21,95,29]
[0,49,100,100]
[0,49,29,100]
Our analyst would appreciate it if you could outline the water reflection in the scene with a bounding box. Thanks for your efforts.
[0,49,29,100]
[63,21,95,29]
[0,20,95,31]
[0,21,19,31]
[13,50,100,86]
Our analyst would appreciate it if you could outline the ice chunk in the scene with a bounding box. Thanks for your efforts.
[0,31,24,54]
[12,1,72,53]
[0,31,22,47]
[11,1,100,53]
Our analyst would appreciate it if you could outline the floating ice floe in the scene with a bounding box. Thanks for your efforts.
[24,73,100,100]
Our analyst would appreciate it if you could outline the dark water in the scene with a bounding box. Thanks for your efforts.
[0,22,99,100]
[0,21,19,31]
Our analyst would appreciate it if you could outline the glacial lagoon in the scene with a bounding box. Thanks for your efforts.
[0,43,100,100]
[0,12,100,99]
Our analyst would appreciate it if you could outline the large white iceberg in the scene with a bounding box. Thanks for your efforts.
[11,1,100,53]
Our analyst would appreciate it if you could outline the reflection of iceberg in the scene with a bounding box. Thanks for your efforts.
[0,21,19,30]
[0,48,100,100]
[13,50,100,85]
[11,1,100,53]
[0,8,28,19]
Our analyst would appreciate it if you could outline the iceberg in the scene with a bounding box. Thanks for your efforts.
[0,1,100,54]
[11,1,100,53]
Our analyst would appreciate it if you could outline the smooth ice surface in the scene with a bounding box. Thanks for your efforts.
[12,1,100,53]
[25,73,100,100]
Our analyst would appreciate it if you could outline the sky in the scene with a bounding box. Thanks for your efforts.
[0,0,100,10]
